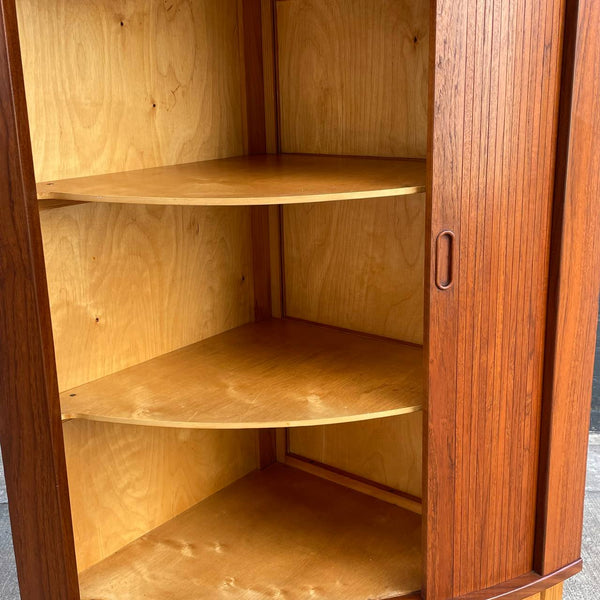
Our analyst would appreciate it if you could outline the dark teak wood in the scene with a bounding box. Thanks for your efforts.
[453,561,581,600]
[535,0,600,575]
[426,0,568,596]
[241,0,267,156]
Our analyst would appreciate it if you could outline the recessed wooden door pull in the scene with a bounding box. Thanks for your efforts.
[435,230,455,290]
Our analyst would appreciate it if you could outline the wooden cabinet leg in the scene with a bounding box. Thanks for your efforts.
[524,583,564,600]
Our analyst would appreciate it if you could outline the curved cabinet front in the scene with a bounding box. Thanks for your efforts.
[425,0,598,598]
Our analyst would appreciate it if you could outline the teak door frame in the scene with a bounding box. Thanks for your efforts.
[0,0,79,598]
[535,0,600,576]
[0,1,599,600]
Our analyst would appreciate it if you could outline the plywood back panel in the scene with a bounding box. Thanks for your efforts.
[276,0,429,157]
[63,421,258,571]
[288,414,422,498]
[283,196,425,344]
[16,0,245,182]
[40,204,254,392]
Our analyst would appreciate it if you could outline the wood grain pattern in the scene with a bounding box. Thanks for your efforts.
[78,465,422,600]
[277,0,429,158]
[63,421,258,572]
[277,0,428,537]
[385,580,566,600]
[6,0,591,596]
[283,453,422,514]
[532,583,563,600]
[39,203,254,392]
[535,0,600,575]
[426,0,565,596]
[16,0,245,182]
[0,0,79,596]
[60,319,424,428]
[43,200,258,577]
[283,195,425,344]
[453,563,578,600]
[288,414,422,499]
[37,155,426,207]
[20,1,264,583]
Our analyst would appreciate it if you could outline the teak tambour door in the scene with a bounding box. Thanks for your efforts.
[426,0,599,598]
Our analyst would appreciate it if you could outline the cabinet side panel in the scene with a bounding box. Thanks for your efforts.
[276,0,429,158]
[535,0,600,575]
[0,0,79,596]
[40,204,254,392]
[427,0,565,596]
[15,0,245,181]
[63,421,258,572]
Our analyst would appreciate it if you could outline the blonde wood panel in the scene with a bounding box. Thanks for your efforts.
[542,583,563,600]
[36,155,426,207]
[16,0,245,182]
[283,196,425,344]
[277,0,429,158]
[60,319,423,428]
[288,413,422,498]
[40,204,254,391]
[525,583,563,600]
[63,421,258,572]
[78,465,422,599]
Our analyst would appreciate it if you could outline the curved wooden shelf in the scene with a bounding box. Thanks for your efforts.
[60,319,423,429]
[37,154,426,208]
[78,464,422,600]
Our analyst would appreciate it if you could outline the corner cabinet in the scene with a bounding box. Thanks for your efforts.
[0,1,599,599]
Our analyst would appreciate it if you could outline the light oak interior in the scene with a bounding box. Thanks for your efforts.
[283,196,425,344]
[277,0,429,157]
[16,0,246,183]
[288,413,424,500]
[78,465,422,600]
[39,203,254,392]
[278,0,428,494]
[61,319,423,428]
[16,0,430,594]
[64,421,258,572]
[17,0,263,577]
[37,154,425,208]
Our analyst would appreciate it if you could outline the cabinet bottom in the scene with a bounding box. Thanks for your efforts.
[77,464,422,599]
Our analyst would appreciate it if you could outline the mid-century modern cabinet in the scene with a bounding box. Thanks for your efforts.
[1,0,599,598]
